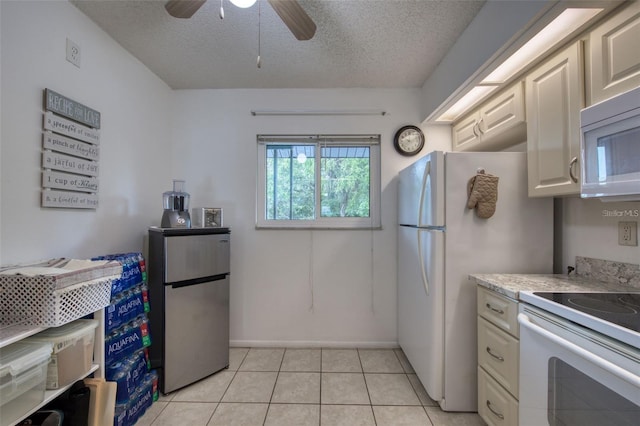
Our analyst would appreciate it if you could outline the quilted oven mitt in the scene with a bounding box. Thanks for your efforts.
[467,170,499,219]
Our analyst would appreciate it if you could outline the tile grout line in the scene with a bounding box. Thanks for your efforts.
[261,347,286,426]
[208,347,249,424]
[394,348,436,425]
[357,348,378,426]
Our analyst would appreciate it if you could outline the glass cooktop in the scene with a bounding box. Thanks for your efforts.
[533,292,640,333]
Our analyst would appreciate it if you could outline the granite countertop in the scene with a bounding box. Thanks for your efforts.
[470,273,638,300]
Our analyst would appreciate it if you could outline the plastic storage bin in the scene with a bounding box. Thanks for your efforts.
[0,341,52,425]
[25,319,98,389]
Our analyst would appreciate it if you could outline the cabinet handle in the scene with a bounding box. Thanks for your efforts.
[569,157,578,183]
[486,346,505,362]
[486,400,505,420]
[477,118,484,134]
[485,303,504,315]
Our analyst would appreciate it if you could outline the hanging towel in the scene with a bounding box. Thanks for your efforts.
[467,169,499,219]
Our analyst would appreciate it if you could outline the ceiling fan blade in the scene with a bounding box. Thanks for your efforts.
[165,0,207,19]
[267,0,316,41]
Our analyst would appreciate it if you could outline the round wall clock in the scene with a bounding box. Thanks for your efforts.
[394,125,425,156]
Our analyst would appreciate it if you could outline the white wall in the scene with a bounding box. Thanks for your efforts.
[0,1,173,265]
[171,89,448,347]
[560,198,640,270]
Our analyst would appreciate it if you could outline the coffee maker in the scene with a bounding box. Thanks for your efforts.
[161,180,191,228]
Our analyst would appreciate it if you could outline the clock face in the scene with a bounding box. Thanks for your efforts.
[394,126,424,156]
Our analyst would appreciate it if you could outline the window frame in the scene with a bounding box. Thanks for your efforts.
[257,134,381,229]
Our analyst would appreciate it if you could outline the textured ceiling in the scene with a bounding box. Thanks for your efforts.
[71,0,486,90]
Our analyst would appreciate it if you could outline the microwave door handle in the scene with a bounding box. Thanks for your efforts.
[569,157,578,183]
[518,313,640,388]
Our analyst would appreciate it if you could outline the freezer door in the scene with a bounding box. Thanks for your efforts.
[398,226,444,403]
[398,151,445,227]
[163,276,230,393]
[164,233,230,283]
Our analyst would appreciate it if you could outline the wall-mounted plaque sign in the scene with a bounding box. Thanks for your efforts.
[42,190,99,209]
[44,112,100,145]
[41,89,101,209]
[43,132,99,161]
[45,88,101,129]
[42,170,99,192]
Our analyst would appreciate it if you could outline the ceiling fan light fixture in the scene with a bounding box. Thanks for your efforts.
[230,0,256,8]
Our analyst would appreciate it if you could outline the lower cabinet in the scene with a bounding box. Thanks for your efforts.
[477,286,520,425]
[478,367,519,426]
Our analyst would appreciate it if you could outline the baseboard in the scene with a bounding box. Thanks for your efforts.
[230,340,399,349]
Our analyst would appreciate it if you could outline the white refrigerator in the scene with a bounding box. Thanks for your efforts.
[397,151,553,412]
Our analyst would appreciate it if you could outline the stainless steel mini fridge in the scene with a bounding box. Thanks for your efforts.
[148,227,230,393]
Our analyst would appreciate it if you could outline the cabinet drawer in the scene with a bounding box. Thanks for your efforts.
[478,367,519,426]
[477,286,519,338]
[478,316,519,398]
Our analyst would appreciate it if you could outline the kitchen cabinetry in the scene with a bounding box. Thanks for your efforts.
[477,286,520,426]
[587,1,640,106]
[452,81,526,152]
[526,41,584,197]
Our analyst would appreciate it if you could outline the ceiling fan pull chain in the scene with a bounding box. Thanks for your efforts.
[220,0,224,19]
[257,0,262,68]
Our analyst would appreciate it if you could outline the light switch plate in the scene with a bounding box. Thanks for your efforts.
[618,221,638,246]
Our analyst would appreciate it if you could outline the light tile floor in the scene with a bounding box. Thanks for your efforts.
[137,348,486,425]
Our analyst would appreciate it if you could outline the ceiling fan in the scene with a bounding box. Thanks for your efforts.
[164,0,316,41]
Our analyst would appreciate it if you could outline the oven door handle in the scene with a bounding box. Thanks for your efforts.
[518,313,640,388]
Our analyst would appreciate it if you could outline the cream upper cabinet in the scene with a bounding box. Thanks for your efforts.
[588,1,640,105]
[526,41,584,197]
[452,113,481,150]
[452,82,526,152]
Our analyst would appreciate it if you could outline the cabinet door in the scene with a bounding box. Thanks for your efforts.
[478,317,519,398]
[526,41,583,197]
[588,1,640,105]
[452,112,481,151]
[479,81,526,146]
[478,367,519,426]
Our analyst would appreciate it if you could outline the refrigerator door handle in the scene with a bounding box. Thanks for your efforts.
[418,161,431,227]
[417,230,429,295]
[170,273,228,289]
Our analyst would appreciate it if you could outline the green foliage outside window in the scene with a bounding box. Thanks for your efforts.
[266,144,370,221]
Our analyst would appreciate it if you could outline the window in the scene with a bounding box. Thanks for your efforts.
[257,135,381,229]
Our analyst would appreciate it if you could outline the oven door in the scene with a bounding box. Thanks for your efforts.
[518,305,640,426]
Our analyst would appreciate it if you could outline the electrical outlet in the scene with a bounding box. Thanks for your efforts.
[66,38,81,68]
[618,221,638,246]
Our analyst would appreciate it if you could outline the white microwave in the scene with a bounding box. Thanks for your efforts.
[580,86,640,202]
